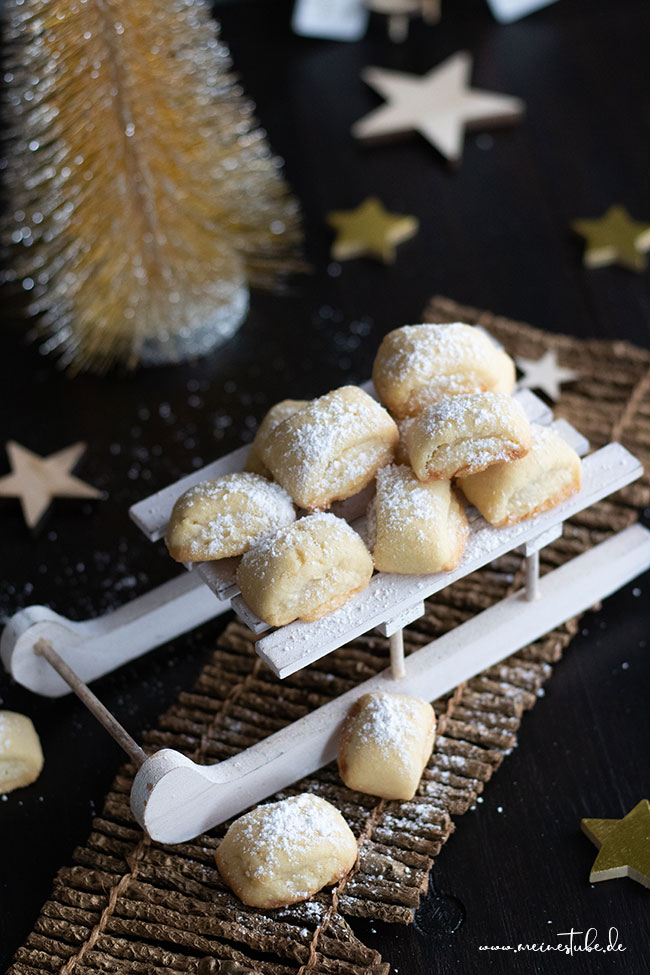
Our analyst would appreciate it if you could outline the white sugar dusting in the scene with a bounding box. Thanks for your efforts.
[263,387,397,499]
[240,511,367,574]
[176,473,295,557]
[379,323,498,383]
[372,465,449,545]
[232,793,350,896]
[416,392,523,439]
[353,693,425,769]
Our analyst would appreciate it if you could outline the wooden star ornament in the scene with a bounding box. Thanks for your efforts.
[327,197,418,263]
[352,51,524,164]
[572,205,650,272]
[582,799,650,889]
[0,441,103,528]
[515,349,579,402]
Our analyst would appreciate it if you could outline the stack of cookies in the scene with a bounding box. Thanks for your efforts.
[165,323,582,627]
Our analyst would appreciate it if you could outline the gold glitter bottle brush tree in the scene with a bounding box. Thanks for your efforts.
[1,0,303,373]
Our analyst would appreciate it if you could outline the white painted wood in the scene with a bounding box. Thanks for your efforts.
[549,417,589,455]
[377,601,425,637]
[0,573,231,698]
[521,524,563,556]
[128,388,553,544]
[131,523,650,843]
[129,443,250,542]
[389,629,406,678]
[525,551,540,601]
[255,443,641,678]
[231,594,272,634]
[194,559,240,600]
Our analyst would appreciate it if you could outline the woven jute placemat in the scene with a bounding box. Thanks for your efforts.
[10,297,650,975]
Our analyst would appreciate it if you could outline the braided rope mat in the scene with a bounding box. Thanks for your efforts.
[10,297,650,975]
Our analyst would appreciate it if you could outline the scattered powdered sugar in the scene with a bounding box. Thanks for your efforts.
[416,392,523,440]
[177,473,295,557]
[378,323,496,383]
[373,465,448,544]
[529,423,557,448]
[240,511,366,574]
[265,387,396,494]
[234,793,349,894]
[353,693,424,767]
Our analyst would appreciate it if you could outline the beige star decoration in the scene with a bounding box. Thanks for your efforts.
[327,197,418,263]
[0,441,103,528]
[572,205,650,272]
[581,799,650,889]
[352,51,524,164]
[515,349,579,402]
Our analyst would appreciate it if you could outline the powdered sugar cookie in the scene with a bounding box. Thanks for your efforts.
[407,392,531,481]
[237,512,373,626]
[458,423,582,526]
[0,711,44,793]
[338,692,435,800]
[372,323,516,419]
[215,793,358,908]
[245,399,309,478]
[166,472,295,562]
[261,386,398,510]
[369,465,468,574]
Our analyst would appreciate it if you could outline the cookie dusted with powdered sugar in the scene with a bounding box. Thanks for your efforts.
[458,423,582,526]
[165,472,295,562]
[338,692,436,800]
[369,465,468,574]
[260,386,398,510]
[236,512,373,626]
[0,711,44,793]
[215,793,358,908]
[407,392,532,481]
[245,398,310,478]
[372,323,516,419]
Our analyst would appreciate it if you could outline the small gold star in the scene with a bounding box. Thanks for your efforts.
[0,441,103,528]
[327,197,418,264]
[572,205,650,272]
[581,799,650,889]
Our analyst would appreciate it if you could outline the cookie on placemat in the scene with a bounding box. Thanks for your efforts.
[237,512,373,626]
[166,472,295,562]
[338,692,436,800]
[458,423,582,526]
[215,793,358,908]
[245,398,309,478]
[372,322,516,419]
[260,385,398,510]
[370,465,468,574]
[0,711,44,793]
[408,392,532,481]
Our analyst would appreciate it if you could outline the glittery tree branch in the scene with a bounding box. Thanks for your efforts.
[2,0,304,372]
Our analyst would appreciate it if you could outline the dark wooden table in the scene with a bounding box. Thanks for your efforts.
[1,0,649,970]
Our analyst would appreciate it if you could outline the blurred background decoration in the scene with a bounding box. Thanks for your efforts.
[1,0,303,374]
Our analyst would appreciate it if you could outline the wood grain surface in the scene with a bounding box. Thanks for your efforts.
[1,0,650,971]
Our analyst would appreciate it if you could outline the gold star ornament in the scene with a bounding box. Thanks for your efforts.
[352,51,524,164]
[0,441,103,528]
[327,197,418,263]
[581,799,650,889]
[572,205,650,272]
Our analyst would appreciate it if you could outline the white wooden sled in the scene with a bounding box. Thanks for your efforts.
[2,386,649,844]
